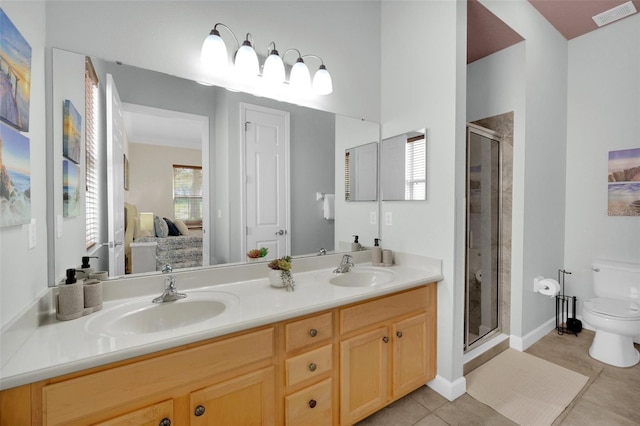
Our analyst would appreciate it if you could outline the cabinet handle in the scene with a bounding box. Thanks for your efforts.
[382,336,389,343]
[194,405,206,417]
[309,399,317,408]
[309,328,318,337]
[159,418,171,426]
[309,362,317,372]
[396,331,403,338]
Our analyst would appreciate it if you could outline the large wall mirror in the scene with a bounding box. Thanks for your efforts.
[380,129,427,201]
[48,48,379,285]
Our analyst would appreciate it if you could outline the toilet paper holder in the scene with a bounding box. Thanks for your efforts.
[533,276,561,297]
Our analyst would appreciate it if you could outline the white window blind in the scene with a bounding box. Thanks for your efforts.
[344,151,351,200]
[173,165,203,227]
[405,134,426,200]
[85,57,99,249]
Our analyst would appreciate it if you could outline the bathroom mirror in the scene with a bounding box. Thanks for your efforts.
[48,48,380,285]
[344,142,378,202]
[380,129,427,201]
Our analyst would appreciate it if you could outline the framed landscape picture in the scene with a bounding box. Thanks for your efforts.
[63,100,82,164]
[0,8,32,132]
[63,159,80,217]
[0,122,31,227]
[608,147,640,216]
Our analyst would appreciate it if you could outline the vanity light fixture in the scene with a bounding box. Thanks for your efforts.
[200,23,333,95]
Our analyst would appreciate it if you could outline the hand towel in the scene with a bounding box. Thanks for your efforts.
[323,194,335,220]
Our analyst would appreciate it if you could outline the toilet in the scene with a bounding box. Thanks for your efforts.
[582,260,640,368]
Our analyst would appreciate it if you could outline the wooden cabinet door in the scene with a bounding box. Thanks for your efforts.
[340,326,389,425]
[190,366,276,425]
[392,313,431,398]
[93,400,173,426]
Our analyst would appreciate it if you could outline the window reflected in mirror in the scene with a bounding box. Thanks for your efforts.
[344,141,378,201]
[381,129,427,201]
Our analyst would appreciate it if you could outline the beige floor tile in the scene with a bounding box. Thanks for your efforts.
[408,385,449,412]
[557,398,638,426]
[433,394,518,426]
[581,373,640,423]
[355,395,429,426]
[413,413,450,426]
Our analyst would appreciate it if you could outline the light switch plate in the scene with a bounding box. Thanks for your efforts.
[369,211,377,225]
[56,214,63,238]
[385,212,393,226]
[28,218,36,249]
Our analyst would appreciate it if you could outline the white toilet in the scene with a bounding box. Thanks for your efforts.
[583,260,640,368]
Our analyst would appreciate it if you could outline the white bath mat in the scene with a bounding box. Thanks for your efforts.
[466,349,588,426]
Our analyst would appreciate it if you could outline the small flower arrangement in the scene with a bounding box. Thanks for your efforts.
[268,256,294,291]
[247,247,268,259]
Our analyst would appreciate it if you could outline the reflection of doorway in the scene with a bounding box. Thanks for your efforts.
[241,103,290,260]
[121,102,210,267]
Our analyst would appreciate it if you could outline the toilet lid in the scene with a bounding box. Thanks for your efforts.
[584,297,640,319]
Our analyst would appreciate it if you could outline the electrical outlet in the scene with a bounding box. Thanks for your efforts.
[369,211,377,225]
[56,215,63,238]
[385,212,393,226]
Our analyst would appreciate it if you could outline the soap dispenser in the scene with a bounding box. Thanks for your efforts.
[76,256,97,279]
[56,268,85,321]
[372,238,382,266]
[351,235,361,252]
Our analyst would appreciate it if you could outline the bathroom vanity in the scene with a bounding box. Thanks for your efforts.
[0,254,441,425]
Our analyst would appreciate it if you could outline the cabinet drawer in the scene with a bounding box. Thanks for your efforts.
[42,327,274,425]
[285,378,332,426]
[285,311,333,353]
[340,286,430,335]
[286,344,333,388]
[94,399,173,426]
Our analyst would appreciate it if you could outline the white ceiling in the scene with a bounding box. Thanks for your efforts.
[122,107,204,150]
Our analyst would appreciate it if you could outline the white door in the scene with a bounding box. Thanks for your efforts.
[106,74,125,276]
[242,103,290,261]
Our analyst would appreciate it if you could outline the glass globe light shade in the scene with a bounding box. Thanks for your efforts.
[289,58,311,92]
[312,65,333,95]
[235,41,259,77]
[262,51,285,84]
[200,30,228,72]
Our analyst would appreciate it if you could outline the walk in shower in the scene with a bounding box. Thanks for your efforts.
[465,124,502,351]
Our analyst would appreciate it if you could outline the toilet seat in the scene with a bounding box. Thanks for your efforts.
[584,297,640,320]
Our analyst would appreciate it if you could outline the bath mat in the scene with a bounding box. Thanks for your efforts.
[466,348,588,426]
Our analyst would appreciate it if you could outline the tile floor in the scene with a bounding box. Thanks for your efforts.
[357,329,640,425]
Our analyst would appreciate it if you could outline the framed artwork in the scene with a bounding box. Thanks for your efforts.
[608,147,640,216]
[63,159,80,217]
[0,122,30,227]
[0,8,32,132]
[63,100,82,164]
[124,154,129,190]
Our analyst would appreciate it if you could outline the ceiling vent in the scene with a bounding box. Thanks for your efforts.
[592,1,637,27]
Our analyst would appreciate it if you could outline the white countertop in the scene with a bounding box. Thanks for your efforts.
[0,254,442,390]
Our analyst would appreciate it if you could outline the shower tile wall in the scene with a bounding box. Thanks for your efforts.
[471,112,513,335]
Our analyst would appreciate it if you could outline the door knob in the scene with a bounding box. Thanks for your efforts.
[275,229,287,235]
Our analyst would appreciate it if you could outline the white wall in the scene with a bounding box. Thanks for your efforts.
[0,3,49,328]
[381,0,466,397]
[44,1,381,122]
[564,14,640,314]
[480,0,568,340]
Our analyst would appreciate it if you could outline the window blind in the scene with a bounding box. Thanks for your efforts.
[405,134,426,200]
[173,165,203,227]
[85,57,99,249]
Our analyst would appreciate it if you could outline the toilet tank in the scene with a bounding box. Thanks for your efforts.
[592,260,640,300]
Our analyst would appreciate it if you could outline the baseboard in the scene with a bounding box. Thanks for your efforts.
[427,375,466,401]
[510,316,556,351]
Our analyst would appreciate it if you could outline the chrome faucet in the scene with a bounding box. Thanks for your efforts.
[152,264,187,303]
[333,254,355,274]
[318,248,327,256]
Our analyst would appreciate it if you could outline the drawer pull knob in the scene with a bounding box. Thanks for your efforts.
[396,331,403,338]
[309,399,317,408]
[382,336,389,343]
[194,405,206,417]
[309,362,317,372]
[309,328,318,337]
[159,418,172,426]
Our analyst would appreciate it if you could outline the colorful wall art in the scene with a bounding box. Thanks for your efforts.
[0,8,32,132]
[63,160,80,217]
[0,122,30,227]
[63,100,82,164]
[608,147,640,216]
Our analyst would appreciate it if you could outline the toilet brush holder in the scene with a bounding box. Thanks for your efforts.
[83,278,103,314]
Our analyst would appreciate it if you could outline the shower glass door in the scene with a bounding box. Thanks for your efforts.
[465,125,501,351]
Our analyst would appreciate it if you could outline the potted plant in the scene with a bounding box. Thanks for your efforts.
[267,256,294,291]
[247,247,268,261]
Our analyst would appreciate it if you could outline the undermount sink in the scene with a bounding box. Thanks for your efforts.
[85,291,238,337]
[319,267,396,287]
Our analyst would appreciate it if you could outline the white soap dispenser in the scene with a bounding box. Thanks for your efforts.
[372,238,382,266]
